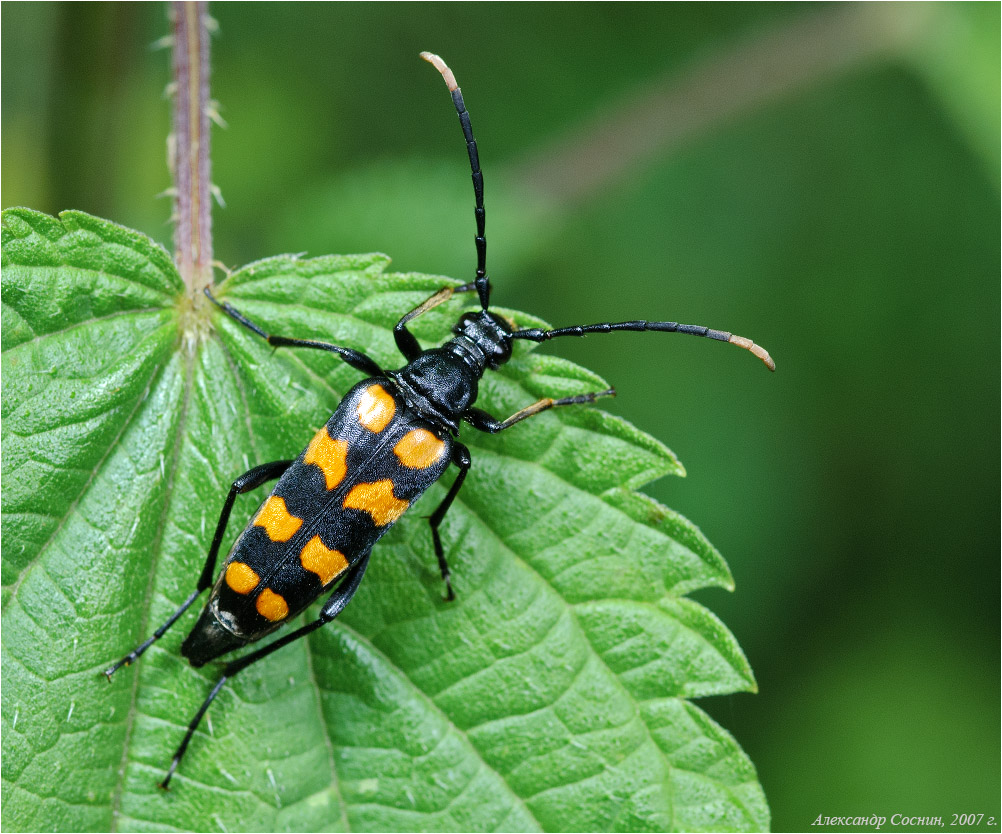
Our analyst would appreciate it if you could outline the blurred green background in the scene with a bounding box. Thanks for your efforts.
[3,3,998,830]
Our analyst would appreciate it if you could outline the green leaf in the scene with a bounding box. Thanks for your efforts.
[2,209,768,832]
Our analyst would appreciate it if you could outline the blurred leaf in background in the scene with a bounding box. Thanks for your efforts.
[2,2,999,831]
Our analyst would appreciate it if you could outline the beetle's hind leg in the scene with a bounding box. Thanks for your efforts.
[104,459,293,680]
[205,287,385,376]
[159,551,372,789]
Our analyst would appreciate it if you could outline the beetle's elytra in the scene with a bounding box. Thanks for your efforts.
[105,51,774,789]
[180,377,453,667]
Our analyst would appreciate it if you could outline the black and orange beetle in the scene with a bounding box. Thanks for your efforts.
[105,52,775,788]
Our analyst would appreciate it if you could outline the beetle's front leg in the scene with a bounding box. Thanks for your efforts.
[392,282,477,361]
[205,287,385,376]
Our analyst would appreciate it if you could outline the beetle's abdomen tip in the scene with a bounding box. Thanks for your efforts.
[181,606,245,668]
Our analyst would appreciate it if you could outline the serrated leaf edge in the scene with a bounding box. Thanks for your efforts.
[1,208,183,300]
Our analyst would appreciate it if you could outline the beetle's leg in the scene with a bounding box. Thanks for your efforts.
[159,552,372,789]
[425,443,471,601]
[104,460,293,680]
[159,676,227,790]
[463,389,616,434]
[393,282,477,361]
[205,287,385,376]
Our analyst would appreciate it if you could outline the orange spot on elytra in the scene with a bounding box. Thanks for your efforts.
[256,588,289,622]
[394,428,445,469]
[343,480,409,527]
[357,384,395,433]
[254,495,303,542]
[225,562,260,595]
[304,428,348,490]
[300,535,349,586]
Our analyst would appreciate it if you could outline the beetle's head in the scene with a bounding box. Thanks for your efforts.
[453,310,512,369]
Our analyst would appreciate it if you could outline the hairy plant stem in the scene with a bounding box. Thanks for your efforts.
[171,0,213,294]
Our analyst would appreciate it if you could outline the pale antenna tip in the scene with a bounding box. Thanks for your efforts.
[729,334,776,371]
[420,51,459,91]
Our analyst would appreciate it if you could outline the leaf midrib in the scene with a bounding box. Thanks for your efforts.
[213,322,354,831]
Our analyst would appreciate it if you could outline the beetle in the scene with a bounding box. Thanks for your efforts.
[104,52,774,788]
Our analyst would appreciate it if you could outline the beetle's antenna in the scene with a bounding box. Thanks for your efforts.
[512,320,776,370]
[421,51,489,310]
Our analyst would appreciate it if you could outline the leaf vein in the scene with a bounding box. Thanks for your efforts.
[109,352,195,831]
[0,346,170,617]
[326,621,542,830]
[1,306,172,356]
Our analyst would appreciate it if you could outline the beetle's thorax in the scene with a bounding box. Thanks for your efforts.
[390,310,512,433]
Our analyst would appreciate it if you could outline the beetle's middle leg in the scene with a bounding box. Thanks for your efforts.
[463,388,616,434]
[424,443,471,601]
[104,459,293,679]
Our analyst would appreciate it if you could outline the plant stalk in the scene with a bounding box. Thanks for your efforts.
[171,0,213,294]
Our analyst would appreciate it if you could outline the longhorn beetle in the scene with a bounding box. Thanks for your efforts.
[104,52,775,788]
